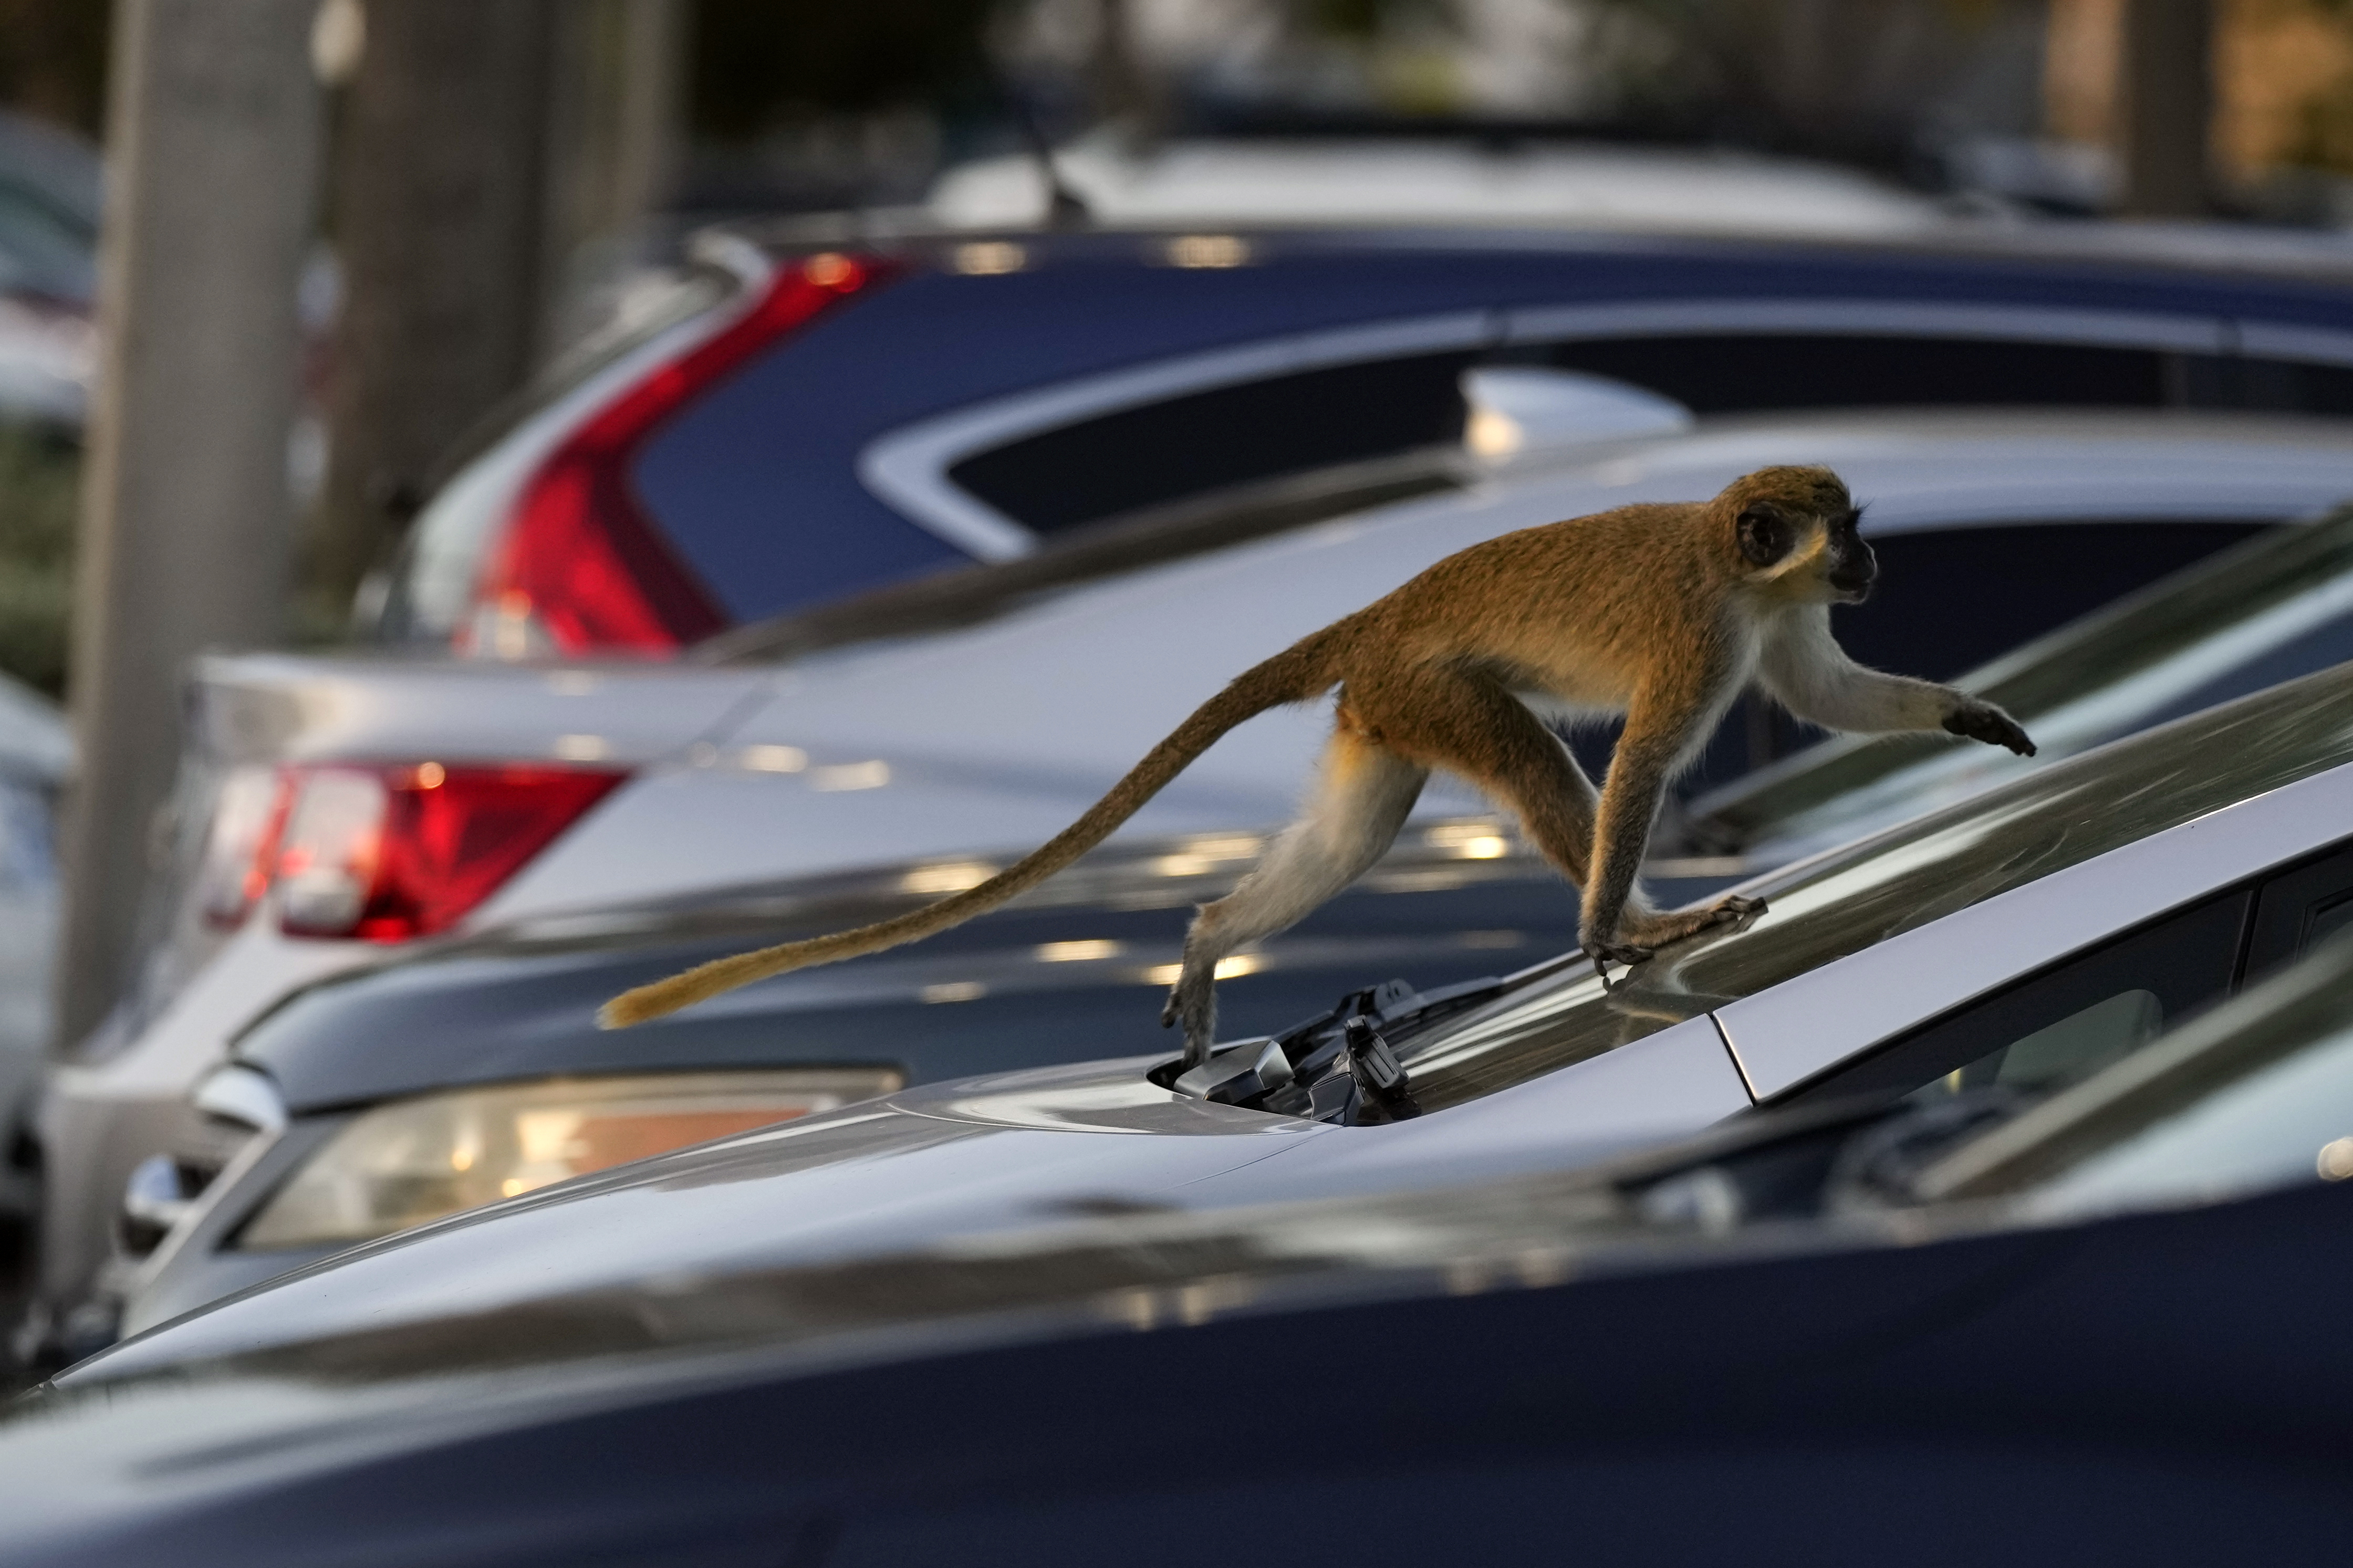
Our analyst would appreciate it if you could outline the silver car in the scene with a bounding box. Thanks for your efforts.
[108,660,2353,1345]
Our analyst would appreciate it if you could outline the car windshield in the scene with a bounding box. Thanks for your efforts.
[1687,503,2353,856]
[1396,661,2353,1113]
[1909,932,2353,1218]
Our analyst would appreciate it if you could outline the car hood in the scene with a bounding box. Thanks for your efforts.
[77,1012,1740,1383]
[10,1167,2350,1567]
[228,831,1601,1111]
[74,1057,1317,1379]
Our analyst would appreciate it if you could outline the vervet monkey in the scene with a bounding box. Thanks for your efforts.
[603,465,2034,1063]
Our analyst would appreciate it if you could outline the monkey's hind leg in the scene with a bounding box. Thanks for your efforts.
[1346,666,1626,967]
[1163,724,1426,1066]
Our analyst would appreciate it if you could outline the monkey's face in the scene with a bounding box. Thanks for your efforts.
[1736,500,1876,603]
[1821,506,1876,601]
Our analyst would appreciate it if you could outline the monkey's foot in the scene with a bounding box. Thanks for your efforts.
[1616,894,1766,951]
[1161,974,1219,1069]
[1584,940,1653,988]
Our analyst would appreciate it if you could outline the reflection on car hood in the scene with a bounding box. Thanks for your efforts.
[72,1055,1324,1380]
[56,1069,1981,1405]
[230,817,1583,1111]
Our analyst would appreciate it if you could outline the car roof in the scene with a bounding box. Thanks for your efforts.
[746,205,2353,288]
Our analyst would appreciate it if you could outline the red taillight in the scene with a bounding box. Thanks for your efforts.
[266,762,626,942]
[197,765,295,928]
[465,252,892,657]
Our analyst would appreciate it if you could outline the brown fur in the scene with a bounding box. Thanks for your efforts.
[601,465,2033,1049]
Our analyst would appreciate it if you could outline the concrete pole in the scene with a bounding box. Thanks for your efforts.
[2118,0,2212,216]
[55,0,323,1048]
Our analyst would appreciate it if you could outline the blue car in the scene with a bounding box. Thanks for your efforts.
[378,219,2353,658]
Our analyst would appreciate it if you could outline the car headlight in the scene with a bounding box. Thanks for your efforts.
[236,1068,902,1251]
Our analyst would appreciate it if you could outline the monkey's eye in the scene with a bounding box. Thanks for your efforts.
[1737,506,1791,566]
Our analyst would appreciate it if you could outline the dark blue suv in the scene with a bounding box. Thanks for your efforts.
[373,222,2353,659]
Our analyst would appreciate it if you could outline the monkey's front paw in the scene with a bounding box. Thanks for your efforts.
[1943,699,2036,757]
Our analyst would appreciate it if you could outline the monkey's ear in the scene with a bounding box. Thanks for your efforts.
[1737,504,1792,567]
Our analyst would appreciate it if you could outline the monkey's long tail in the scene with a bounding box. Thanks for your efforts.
[598,634,1342,1028]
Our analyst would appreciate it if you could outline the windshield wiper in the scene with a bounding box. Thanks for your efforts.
[1163,972,1508,1123]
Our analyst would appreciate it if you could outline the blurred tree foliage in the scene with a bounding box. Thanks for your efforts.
[0,0,105,137]
[689,0,999,137]
[0,425,75,698]
[1582,0,2025,167]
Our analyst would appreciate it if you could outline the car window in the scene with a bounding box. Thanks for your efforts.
[1544,333,2174,410]
[2243,842,2353,979]
[1393,662,2353,1113]
[1785,893,2251,1106]
[948,350,1478,538]
[2021,998,2353,1217]
[1691,817,2353,1111]
[1922,933,2353,1215]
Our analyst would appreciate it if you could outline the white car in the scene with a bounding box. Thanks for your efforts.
[925,134,1954,236]
[28,406,2353,1327]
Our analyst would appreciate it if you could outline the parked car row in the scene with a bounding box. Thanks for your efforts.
[17,193,2353,1560]
[34,400,2353,1339]
[15,637,2353,1564]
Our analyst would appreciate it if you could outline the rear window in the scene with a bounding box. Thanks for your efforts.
[948,350,1477,537]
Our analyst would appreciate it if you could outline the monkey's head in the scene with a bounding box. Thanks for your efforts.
[1721,466,1874,604]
